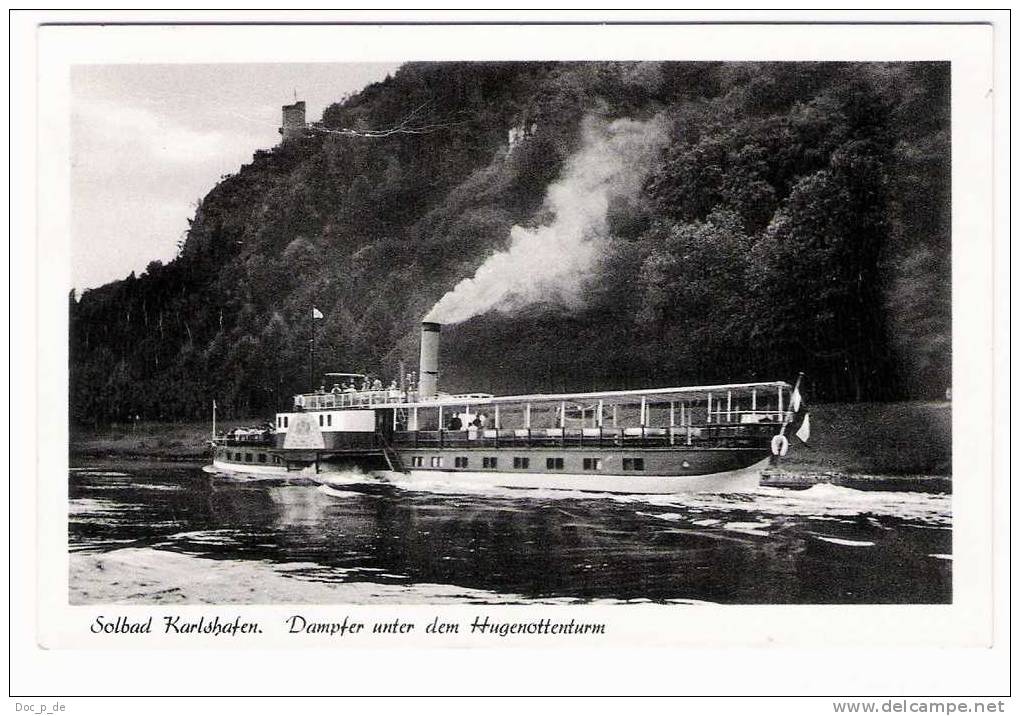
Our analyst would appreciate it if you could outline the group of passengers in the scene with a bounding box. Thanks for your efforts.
[226,422,274,441]
[447,413,489,431]
[318,377,400,395]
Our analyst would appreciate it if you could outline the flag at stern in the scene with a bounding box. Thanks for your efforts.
[795,413,811,443]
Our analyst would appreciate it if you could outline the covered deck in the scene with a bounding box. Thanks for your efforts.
[388,381,793,450]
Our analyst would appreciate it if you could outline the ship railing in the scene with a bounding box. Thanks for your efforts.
[392,424,776,450]
[294,389,407,410]
[213,432,275,447]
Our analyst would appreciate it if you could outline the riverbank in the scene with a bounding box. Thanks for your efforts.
[70,400,951,476]
[780,400,951,476]
[70,418,252,462]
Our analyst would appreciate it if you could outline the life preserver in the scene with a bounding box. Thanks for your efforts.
[770,434,789,457]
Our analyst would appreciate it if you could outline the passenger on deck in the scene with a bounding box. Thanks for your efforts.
[345,383,357,394]
[372,378,383,390]
[388,380,398,390]
[448,415,463,431]
[331,384,342,395]
[470,416,482,429]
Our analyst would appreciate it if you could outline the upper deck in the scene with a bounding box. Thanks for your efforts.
[295,381,789,407]
[288,381,795,429]
[293,388,494,411]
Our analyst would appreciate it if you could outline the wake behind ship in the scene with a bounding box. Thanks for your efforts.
[209,321,806,493]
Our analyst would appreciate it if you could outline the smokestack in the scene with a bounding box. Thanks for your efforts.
[418,321,440,398]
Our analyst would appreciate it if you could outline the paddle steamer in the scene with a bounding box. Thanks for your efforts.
[210,322,803,493]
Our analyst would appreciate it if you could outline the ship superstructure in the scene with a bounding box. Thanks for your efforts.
[211,322,800,493]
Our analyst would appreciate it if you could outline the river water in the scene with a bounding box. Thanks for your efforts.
[69,462,951,605]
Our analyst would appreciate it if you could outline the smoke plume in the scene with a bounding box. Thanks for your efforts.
[425,115,667,325]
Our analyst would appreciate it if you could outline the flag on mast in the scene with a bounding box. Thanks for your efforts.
[312,307,324,319]
[796,413,811,443]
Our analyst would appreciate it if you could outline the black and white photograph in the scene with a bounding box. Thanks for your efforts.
[12,13,1006,702]
[66,56,955,607]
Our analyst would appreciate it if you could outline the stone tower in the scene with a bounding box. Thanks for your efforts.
[279,100,307,142]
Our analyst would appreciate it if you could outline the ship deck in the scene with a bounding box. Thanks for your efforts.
[292,380,793,413]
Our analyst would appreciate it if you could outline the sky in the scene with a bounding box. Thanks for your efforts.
[71,63,400,291]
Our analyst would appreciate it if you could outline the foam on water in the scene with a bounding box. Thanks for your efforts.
[368,471,694,503]
[722,521,773,536]
[71,470,130,477]
[317,484,365,499]
[635,483,951,526]
[814,536,876,547]
[81,483,182,492]
[68,547,645,605]
[311,469,951,527]
[68,497,145,516]
[316,466,385,487]
[151,529,251,550]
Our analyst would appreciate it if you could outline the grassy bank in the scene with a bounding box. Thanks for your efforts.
[780,401,951,476]
[70,418,255,462]
[70,401,952,476]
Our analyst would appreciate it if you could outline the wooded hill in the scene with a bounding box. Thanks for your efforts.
[69,62,950,424]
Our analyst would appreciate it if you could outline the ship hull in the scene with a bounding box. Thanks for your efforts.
[208,450,771,494]
[208,459,296,476]
[371,458,769,494]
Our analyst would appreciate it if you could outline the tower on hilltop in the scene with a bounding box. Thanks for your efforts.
[279,100,307,142]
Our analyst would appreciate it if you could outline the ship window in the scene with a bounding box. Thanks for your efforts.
[245,453,253,463]
[583,457,602,471]
[258,453,267,463]
[430,456,443,468]
[412,456,424,467]
[234,452,242,461]
[455,456,469,468]
[483,457,498,469]
[319,414,324,427]
[513,457,530,469]
[283,416,289,428]
[273,456,282,464]
[546,457,564,470]
[623,458,645,471]
[327,414,332,427]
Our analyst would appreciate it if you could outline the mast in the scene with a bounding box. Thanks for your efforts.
[309,305,317,390]
[778,372,804,436]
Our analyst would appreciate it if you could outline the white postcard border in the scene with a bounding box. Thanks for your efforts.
[11,14,1006,697]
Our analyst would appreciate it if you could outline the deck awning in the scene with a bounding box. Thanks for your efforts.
[392,381,792,409]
